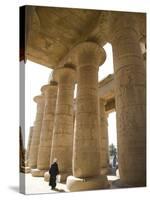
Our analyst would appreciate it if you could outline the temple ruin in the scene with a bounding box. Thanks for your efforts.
[20,6,146,192]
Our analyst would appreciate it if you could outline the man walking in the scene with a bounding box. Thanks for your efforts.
[49,158,59,190]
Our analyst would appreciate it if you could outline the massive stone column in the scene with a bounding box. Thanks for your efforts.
[31,82,58,177]
[99,99,109,175]
[66,42,109,192]
[109,13,146,186]
[50,65,76,182]
[28,95,45,169]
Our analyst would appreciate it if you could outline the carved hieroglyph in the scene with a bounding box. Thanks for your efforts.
[28,95,45,168]
[110,13,146,186]
[66,42,109,191]
[50,66,76,182]
[32,83,58,176]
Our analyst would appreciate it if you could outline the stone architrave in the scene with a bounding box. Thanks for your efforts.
[99,99,109,175]
[66,42,109,192]
[109,13,146,186]
[28,95,45,169]
[49,65,76,182]
[31,82,58,177]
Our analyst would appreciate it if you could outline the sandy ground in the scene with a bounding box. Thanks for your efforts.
[20,173,120,195]
[20,173,67,194]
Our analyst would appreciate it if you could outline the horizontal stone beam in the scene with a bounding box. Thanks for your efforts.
[98,74,114,100]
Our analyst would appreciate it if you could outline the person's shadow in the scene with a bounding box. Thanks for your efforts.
[54,188,65,192]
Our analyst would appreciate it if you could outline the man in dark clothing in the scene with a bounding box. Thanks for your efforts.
[49,158,59,190]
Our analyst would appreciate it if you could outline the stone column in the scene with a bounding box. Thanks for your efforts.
[31,82,58,177]
[99,99,109,175]
[66,42,109,192]
[28,95,45,169]
[50,65,76,182]
[110,13,146,186]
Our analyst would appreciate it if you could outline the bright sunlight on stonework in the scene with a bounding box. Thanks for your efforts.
[19,6,146,194]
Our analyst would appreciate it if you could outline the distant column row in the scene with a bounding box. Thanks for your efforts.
[27,42,109,191]
[27,14,146,190]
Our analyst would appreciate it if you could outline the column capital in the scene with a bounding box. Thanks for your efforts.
[33,95,44,103]
[108,12,140,42]
[41,83,57,97]
[72,42,106,68]
[53,64,76,83]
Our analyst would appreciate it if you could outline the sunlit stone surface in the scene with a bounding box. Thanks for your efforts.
[25,7,146,192]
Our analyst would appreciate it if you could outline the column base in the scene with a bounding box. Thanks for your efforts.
[25,166,31,173]
[60,172,72,182]
[31,169,47,177]
[44,171,71,183]
[44,171,49,182]
[20,166,31,173]
[110,179,134,188]
[66,175,110,192]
